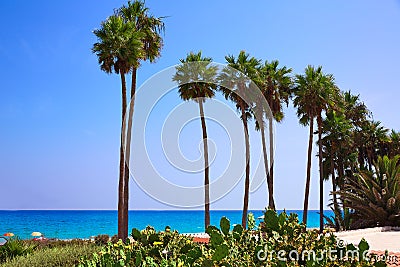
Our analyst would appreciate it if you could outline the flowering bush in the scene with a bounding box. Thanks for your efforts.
[77,226,197,266]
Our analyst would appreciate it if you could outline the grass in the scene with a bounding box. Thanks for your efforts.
[0,243,98,267]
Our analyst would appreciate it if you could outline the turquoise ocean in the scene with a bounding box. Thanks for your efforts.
[0,210,333,240]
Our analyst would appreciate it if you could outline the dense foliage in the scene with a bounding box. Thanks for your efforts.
[0,237,35,263]
[78,210,387,266]
[336,156,400,229]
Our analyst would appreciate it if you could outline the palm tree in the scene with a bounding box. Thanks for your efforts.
[331,91,371,215]
[173,52,218,230]
[342,91,370,128]
[92,14,144,240]
[293,65,338,232]
[219,51,260,228]
[256,60,292,210]
[388,130,400,158]
[321,110,353,230]
[357,121,389,171]
[116,0,165,240]
[339,91,370,177]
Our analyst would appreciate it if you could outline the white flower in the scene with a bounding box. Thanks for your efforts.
[162,249,168,260]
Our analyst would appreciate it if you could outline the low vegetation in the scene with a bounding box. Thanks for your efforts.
[0,237,36,263]
[78,210,388,267]
[0,239,97,267]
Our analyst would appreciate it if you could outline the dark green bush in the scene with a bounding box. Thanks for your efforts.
[0,237,36,263]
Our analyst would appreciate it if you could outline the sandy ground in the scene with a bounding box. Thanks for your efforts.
[335,227,400,252]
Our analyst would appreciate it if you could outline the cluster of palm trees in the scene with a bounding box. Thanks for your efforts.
[320,92,400,230]
[294,68,399,231]
[173,51,292,230]
[93,0,400,240]
[174,51,400,233]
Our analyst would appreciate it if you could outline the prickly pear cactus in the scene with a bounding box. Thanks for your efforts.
[264,209,279,232]
[220,216,230,235]
[208,229,224,248]
[79,213,385,267]
[232,224,243,241]
[205,225,219,235]
[232,224,243,234]
[131,228,141,241]
[212,244,229,261]
[186,247,202,264]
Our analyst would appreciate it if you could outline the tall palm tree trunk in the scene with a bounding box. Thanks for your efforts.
[367,150,373,172]
[303,117,314,226]
[268,116,276,210]
[330,155,339,230]
[317,116,324,233]
[241,104,251,229]
[121,69,137,240]
[337,163,346,210]
[198,100,210,230]
[118,72,128,239]
[260,121,272,209]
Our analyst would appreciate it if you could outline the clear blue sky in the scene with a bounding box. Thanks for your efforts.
[0,0,399,210]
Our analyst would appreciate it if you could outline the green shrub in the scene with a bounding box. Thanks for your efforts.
[78,210,388,266]
[0,243,98,267]
[79,226,195,266]
[324,206,353,231]
[0,237,36,263]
